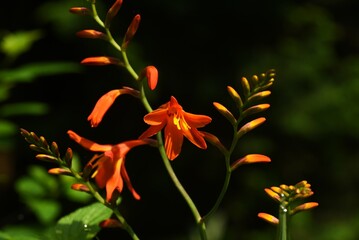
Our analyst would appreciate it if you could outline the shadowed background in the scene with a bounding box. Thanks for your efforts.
[0,0,358,239]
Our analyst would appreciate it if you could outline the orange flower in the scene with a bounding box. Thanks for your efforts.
[139,96,212,160]
[88,87,140,127]
[67,130,152,201]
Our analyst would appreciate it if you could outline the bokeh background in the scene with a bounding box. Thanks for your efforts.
[0,0,358,239]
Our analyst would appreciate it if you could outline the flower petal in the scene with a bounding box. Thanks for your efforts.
[67,130,112,152]
[183,112,212,128]
[143,109,168,125]
[120,162,141,200]
[164,122,183,160]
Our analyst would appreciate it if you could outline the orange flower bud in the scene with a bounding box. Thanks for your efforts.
[48,168,72,176]
[105,0,123,28]
[227,86,243,109]
[64,147,73,167]
[100,219,122,228]
[35,154,58,163]
[247,90,271,102]
[291,202,319,215]
[76,30,108,40]
[51,141,60,158]
[241,77,250,97]
[139,66,158,90]
[69,7,91,15]
[242,104,270,118]
[213,102,236,126]
[237,117,266,138]
[71,183,90,192]
[122,14,141,50]
[258,212,279,225]
[201,131,228,155]
[81,56,123,66]
[264,188,281,202]
[231,154,271,171]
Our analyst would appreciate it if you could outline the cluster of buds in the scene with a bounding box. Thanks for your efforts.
[205,69,275,170]
[70,0,158,91]
[20,128,73,171]
[258,180,319,224]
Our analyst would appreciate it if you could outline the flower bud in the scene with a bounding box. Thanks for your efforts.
[264,188,281,202]
[227,86,243,109]
[139,66,158,90]
[247,90,271,102]
[122,14,141,50]
[76,30,108,40]
[64,147,73,167]
[51,141,60,158]
[241,77,250,97]
[48,168,72,176]
[71,183,90,193]
[213,102,236,126]
[231,154,270,171]
[291,202,319,215]
[201,131,227,155]
[100,219,122,228]
[237,117,266,138]
[35,154,58,163]
[242,104,270,118]
[258,212,279,225]
[69,7,91,16]
[81,56,123,66]
[105,0,123,28]
[40,136,49,148]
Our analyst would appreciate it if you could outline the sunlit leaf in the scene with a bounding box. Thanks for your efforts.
[45,202,112,240]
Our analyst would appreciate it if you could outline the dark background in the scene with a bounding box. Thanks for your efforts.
[1,0,358,239]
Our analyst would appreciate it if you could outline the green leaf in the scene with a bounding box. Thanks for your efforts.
[0,102,49,117]
[27,199,61,225]
[0,226,42,240]
[0,30,43,58]
[45,202,112,240]
[0,62,82,83]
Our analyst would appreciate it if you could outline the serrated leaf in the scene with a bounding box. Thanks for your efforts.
[46,202,112,240]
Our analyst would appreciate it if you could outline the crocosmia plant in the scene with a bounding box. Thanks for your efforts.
[17,0,318,239]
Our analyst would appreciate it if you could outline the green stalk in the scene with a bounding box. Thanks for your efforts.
[278,204,290,240]
[156,133,207,240]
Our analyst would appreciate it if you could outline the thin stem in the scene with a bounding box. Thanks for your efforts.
[156,133,207,240]
[203,158,231,220]
[278,204,290,240]
[113,208,140,240]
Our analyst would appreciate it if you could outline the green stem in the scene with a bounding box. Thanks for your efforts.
[113,208,140,240]
[156,133,207,240]
[203,160,231,220]
[278,204,290,240]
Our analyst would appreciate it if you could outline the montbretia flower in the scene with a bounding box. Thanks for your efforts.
[139,96,212,160]
[67,130,153,201]
[88,87,140,127]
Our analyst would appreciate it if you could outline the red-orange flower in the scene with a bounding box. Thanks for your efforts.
[67,130,152,201]
[88,87,140,127]
[139,96,212,160]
